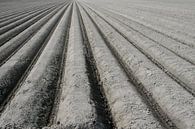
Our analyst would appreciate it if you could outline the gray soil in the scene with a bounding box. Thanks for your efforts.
[0,0,195,128]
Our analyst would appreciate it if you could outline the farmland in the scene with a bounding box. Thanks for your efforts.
[0,0,195,128]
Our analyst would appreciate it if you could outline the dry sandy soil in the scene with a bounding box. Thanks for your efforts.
[0,0,195,128]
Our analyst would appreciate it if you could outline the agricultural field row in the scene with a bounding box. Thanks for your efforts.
[0,0,194,128]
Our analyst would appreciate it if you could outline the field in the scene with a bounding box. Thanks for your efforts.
[0,0,195,128]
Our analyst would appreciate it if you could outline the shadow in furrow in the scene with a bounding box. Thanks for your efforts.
[77,4,115,129]
[47,2,73,126]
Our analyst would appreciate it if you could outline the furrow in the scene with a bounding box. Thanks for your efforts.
[0,3,68,109]
[84,5,195,96]
[101,8,195,48]
[0,4,59,31]
[0,4,65,66]
[0,3,57,28]
[0,2,58,22]
[78,3,116,129]
[48,4,105,128]
[81,3,195,129]
[0,0,194,129]
[0,4,72,128]
[78,4,166,129]
[0,4,58,46]
[0,5,42,21]
[93,6,195,65]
